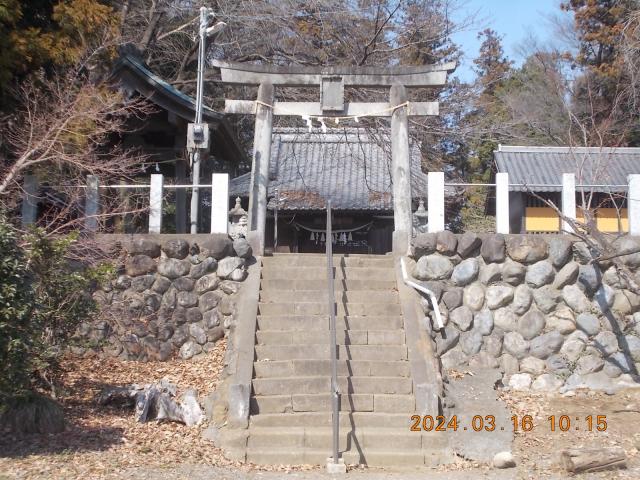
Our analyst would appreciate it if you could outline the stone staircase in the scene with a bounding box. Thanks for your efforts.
[244,253,449,467]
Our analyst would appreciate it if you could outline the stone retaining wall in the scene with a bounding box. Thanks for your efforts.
[74,234,253,361]
[409,232,640,392]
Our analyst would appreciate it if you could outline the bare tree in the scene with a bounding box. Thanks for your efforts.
[0,69,154,234]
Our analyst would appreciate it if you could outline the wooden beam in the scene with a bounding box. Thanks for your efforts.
[224,100,439,117]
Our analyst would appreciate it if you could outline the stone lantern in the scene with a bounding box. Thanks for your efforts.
[413,198,428,234]
[228,197,248,240]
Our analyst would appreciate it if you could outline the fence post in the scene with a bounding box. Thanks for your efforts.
[21,175,39,227]
[149,174,164,234]
[211,173,229,234]
[427,172,445,233]
[85,175,99,232]
[629,175,640,235]
[562,173,576,234]
[496,172,509,234]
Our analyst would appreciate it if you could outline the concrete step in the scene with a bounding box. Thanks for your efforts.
[249,412,415,429]
[252,376,413,396]
[263,255,394,268]
[254,359,411,378]
[256,315,404,331]
[246,427,445,451]
[245,447,449,467]
[250,393,375,413]
[261,266,395,281]
[250,393,416,413]
[256,329,405,346]
[260,278,397,292]
[258,302,401,316]
[255,344,408,361]
[259,289,398,304]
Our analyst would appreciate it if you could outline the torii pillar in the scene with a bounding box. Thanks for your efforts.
[390,84,412,253]
[247,82,274,254]
[213,60,456,255]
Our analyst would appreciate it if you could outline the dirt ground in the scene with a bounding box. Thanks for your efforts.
[1,347,640,480]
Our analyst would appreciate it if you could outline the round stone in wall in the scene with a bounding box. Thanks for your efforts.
[480,234,506,263]
[517,310,545,340]
[525,261,554,288]
[503,332,529,359]
[157,258,191,279]
[531,373,564,391]
[532,285,560,313]
[512,285,533,315]
[494,308,518,332]
[162,239,190,259]
[553,261,579,289]
[502,259,526,286]
[457,232,481,258]
[450,306,473,331]
[529,331,564,359]
[233,237,253,259]
[177,291,198,308]
[520,356,546,375]
[173,276,195,292]
[562,284,591,313]
[593,331,619,356]
[125,255,157,277]
[545,307,576,335]
[506,236,548,264]
[576,313,600,336]
[451,258,479,286]
[576,354,605,375]
[436,231,458,255]
[180,340,202,359]
[486,285,514,310]
[217,257,246,279]
[129,238,161,258]
[190,258,217,280]
[508,373,532,390]
[560,331,587,362]
[483,333,503,357]
[474,309,494,336]
[460,330,483,355]
[548,237,572,268]
[479,263,502,285]
[414,254,453,281]
[463,283,485,311]
[624,334,640,361]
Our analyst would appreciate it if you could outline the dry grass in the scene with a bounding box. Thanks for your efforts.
[0,341,316,479]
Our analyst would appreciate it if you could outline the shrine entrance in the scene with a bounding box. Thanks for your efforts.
[213,60,455,255]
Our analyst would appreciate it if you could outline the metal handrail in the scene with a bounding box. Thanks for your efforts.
[400,258,445,330]
[326,200,340,465]
[274,188,279,251]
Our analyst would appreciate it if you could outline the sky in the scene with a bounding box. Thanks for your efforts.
[450,0,567,82]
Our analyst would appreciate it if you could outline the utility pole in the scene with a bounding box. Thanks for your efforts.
[188,7,225,233]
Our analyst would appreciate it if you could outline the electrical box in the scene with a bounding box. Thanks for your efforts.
[187,123,210,151]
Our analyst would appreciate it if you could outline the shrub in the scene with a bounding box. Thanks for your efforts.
[0,216,107,408]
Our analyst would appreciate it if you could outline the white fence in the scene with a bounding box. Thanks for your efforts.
[22,173,230,234]
[426,172,640,235]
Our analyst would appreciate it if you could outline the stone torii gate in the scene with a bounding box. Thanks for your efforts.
[213,60,455,254]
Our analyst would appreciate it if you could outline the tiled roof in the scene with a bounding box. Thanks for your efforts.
[494,145,640,192]
[229,129,430,210]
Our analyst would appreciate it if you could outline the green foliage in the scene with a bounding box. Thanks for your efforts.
[0,216,34,403]
[0,0,117,102]
[0,216,108,406]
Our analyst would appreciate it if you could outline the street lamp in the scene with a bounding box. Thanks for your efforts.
[187,7,226,234]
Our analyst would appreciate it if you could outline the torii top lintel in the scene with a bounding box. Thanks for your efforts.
[211,59,456,88]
